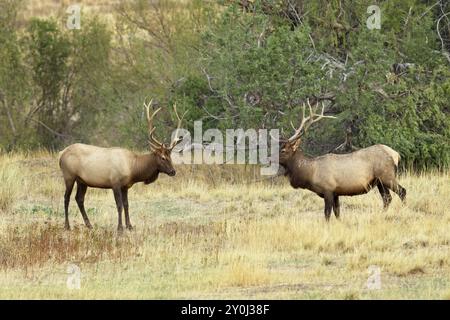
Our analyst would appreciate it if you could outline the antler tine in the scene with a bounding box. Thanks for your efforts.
[313,101,336,122]
[319,101,336,119]
[288,99,336,142]
[272,98,335,144]
[304,100,336,132]
[147,128,162,150]
[143,98,164,148]
[290,121,296,131]
[169,103,188,149]
[300,99,317,133]
[309,100,337,129]
[288,104,305,137]
[307,98,314,116]
[288,100,312,142]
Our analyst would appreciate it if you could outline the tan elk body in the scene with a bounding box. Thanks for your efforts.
[277,100,406,220]
[60,144,169,189]
[59,100,186,231]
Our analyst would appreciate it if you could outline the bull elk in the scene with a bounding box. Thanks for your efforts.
[59,100,186,231]
[275,100,406,220]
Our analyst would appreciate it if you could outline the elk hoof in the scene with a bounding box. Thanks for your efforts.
[117,225,124,233]
[64,224,71,231]
[126,225,134,231]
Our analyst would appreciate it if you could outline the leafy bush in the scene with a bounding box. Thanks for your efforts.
[172,0,450,169]
[0,0,449,169]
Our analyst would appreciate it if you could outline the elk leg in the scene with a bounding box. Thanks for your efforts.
[324,192,333,221]
[64,179,75,230]
[333,194,340,219]
[392,183,406,202]
[377,183,392,209]
[75,182,92,229]
[113,188,124,232]
[381,177,406,203]
[122,187,133,230]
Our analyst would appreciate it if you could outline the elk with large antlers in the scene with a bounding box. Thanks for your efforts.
[275,99,406,220]
[59,99,187,231]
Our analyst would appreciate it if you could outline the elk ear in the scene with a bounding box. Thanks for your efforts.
[292,139,301,152]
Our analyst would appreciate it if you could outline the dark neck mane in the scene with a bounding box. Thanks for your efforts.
[282,150,313,189]
[132,153,159,184]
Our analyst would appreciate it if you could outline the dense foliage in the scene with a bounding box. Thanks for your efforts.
[0,0,449,169]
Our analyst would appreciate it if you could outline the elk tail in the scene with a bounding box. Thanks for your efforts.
[379,144,400,173]
[58,146,70,168]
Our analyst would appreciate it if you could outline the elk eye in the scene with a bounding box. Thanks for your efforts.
[281,149,286,153]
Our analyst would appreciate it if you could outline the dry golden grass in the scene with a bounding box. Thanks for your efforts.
[22,0,119,19]
[19,0,192,22]
[0,160,20,211]
[0,151,449,299]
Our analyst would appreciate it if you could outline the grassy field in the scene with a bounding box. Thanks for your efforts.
[0,151,449,299]
[22,0,118,18]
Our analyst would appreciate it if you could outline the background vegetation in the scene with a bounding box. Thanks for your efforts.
[1,0,449,169]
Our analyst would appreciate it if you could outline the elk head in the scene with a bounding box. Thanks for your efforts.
[274,99,336,167]
[144,99,187,176]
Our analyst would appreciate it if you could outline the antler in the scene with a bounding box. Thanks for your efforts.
[285,99,336,142]
[144,98,164,149]
[169,103,188,150]
[287,99,336,142]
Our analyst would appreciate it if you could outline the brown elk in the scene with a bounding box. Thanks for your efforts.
[274,100,406,220]
[59,100,186,231]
